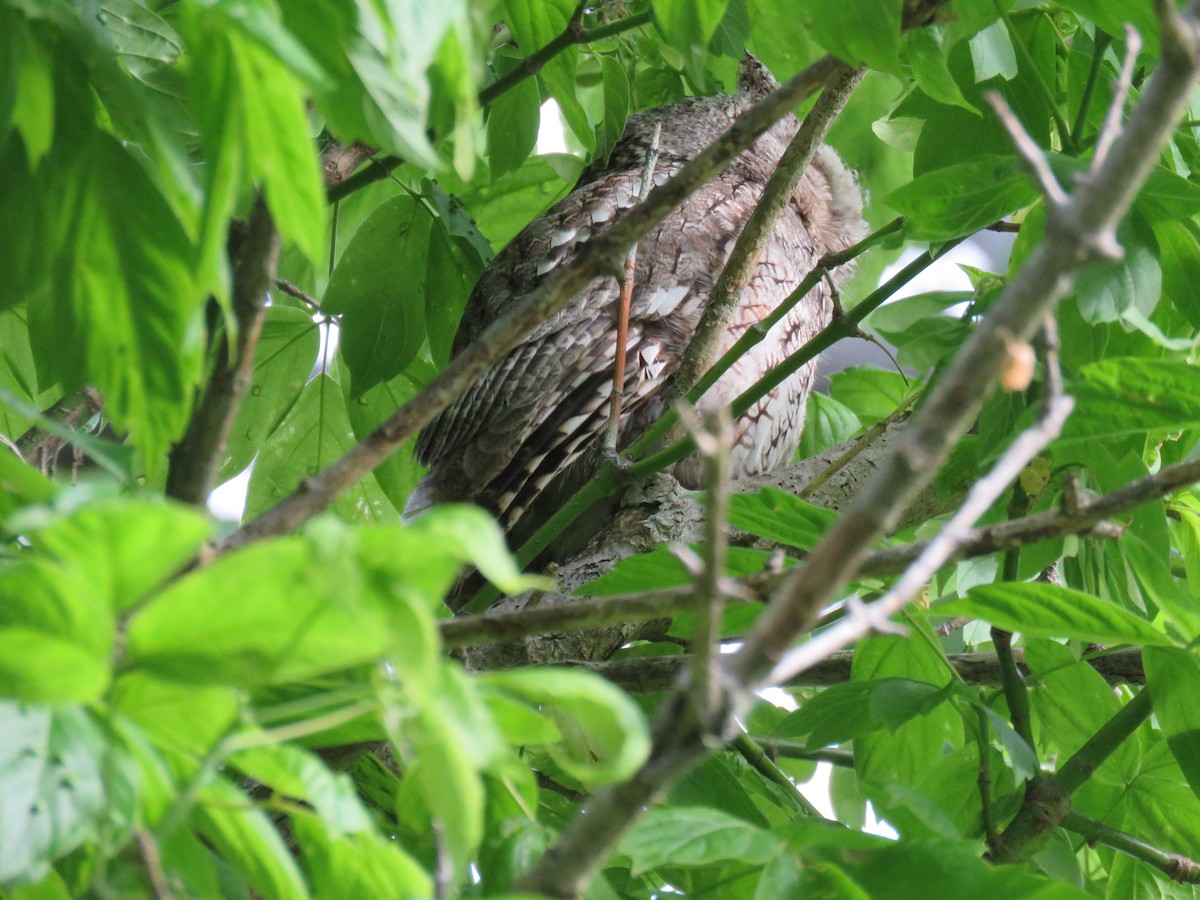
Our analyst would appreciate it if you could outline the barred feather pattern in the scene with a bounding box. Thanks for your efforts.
[407,60,867,532]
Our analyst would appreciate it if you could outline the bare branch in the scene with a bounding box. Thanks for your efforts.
[273,278,321,311]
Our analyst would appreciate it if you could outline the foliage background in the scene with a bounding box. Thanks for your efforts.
[3,0,1200,897]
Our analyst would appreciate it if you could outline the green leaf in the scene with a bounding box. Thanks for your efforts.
[977,704,1040,782]
[865,291,973,343]
[1147,213,1200,331]
[968,19,1017,81]
[0,704,116,882]
[851,622,961,793]
[1063,358,1200,441]
[0,557,109,656]
[1144,648,1200,803]
[124,536,390,687]
[293,818,433,900]
[669,754,771,828]
[28,132,203,467]
[904,26,976,114]
[0,452,56,518]
[323,195,433,395]
[845,838,1093,898]
[220,306,321,481]
[111,673,239,756]
[191,776,308,900]
[885,156,1037,240]
[245,374,396,524]
[231,744,373,836]
[594,54,631,164]
[458,153,584,249]
[772,679,952,747]
[395,697,487,876]
[797,0,902,73]
[503,0,594,151]
[726,487,838,551]
[0,630,109,704]
[580,545,778,596]
[797,392,862,457]
[401,504,537,596]
[1073,215,1161,326]
[182,8,327,267]
[479,668,650,784]
[26,498,212,612]
[652,0,731,83]
[828,366,914,424]
[0,308,46,437]
[342,372,425,514]
[618,807,784,876]
[423,190,488,367]
[940,583,1174,647]
[486,54,542,178]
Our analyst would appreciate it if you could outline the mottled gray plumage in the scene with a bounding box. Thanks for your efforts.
[407,59,866,533]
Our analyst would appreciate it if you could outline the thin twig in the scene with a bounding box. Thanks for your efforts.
[975,707,997,848]
[273,278,321,311]
[439,443,1200,650]
[685,408,732,717]
[729,732,823,818]
[605,122,660,453]
[1092,26,1142,172]
[1063,810,1200,884]
[987,94,1069,206]
[135,829,174,900]
[745,737,854,767]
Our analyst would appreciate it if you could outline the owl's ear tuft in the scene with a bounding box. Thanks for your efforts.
[737,53,780,100]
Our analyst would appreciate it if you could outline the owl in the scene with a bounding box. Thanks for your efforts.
[406,58,866,545]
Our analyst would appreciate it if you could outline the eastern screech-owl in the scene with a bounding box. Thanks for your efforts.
[406,58,866,539]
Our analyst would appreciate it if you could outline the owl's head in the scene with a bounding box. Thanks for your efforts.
[736,55,868,258]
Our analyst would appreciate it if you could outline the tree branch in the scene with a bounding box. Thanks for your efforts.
[444,444,1200,654]
[571,649,1146,694]
[166,195,279,506]
[730,731,823,818]
[1063,810,1200,885]
[991,689,1154,863]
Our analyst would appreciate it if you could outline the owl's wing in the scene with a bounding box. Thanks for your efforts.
[411,166,759,525]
